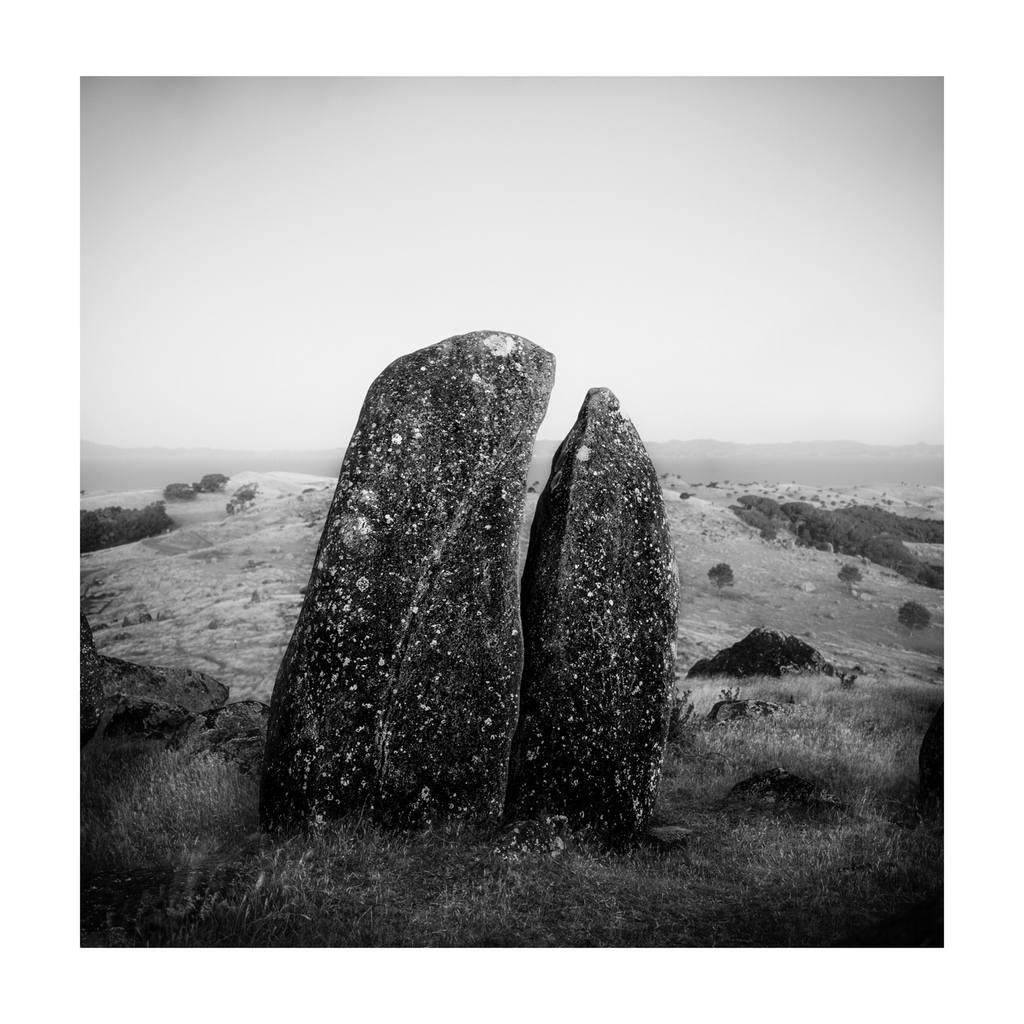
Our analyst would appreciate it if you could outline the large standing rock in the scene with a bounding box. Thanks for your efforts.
[260,331,555,831]
[81,612,229,740]
[505,387,678,839]
[919,704,943,801]
[687,627,837,679]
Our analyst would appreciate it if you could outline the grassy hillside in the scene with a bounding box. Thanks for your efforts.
[80,471,943,946]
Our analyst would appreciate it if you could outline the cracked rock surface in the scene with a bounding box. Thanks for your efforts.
[260,332,555,831]
[506,387,678,838]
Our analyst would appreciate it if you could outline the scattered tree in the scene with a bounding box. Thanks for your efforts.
[838,564,863,593]
[81,501,174,552]
[708,563,735,589]
[195,473,230,493]
[163,482,197,502]
[226,483,259,515]
[897,600,931,633]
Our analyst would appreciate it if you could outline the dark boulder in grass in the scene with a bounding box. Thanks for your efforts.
[168,700,271,775]
[729,767,817,804]
[259,331,555,832]
[80,613,229,740]
[707,698,793,723]
[687,626,837,680]
[918,704,943,802]
[506,387,678,839]
[80,613,105,746]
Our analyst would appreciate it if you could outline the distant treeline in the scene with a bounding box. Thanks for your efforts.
[81,502,175,553]
[732,496,944,589]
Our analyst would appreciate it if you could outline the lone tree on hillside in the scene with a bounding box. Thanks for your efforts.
[898,600,931,633]
[226,483,259,515]
[194,473,230,493]
[838,564,863,593]
[163,482,197,502]
[708,563,735,589]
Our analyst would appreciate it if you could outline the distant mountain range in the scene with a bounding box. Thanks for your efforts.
[82,439,943,461]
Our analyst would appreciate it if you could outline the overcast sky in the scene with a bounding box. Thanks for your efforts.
[81,77,942,450]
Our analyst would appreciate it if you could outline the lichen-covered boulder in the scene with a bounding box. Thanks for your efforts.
[707,699,793,723]
[167,701,271,775]
[505,387,678,839]
[919,704,943,801]
[259,331,555,832]
[80,613,105,746]
[687,627,837,679]
[90,659,229,738]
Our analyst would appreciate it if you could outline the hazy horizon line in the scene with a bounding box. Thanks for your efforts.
[81,437,945,452]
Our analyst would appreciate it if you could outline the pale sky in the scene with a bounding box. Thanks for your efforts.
[81,77,942,450]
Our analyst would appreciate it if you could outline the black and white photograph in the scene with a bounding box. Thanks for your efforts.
[78,73,946,950]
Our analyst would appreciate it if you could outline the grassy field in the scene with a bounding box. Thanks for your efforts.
[81,671,942,947]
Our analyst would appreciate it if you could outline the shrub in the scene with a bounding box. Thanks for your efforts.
[226,483,259,516]
[898,601,931,633]
[80,502,175,553]
[838,564,863,592]
[736,495,783,517]
[708,563,734,589]
[163,482,197,502]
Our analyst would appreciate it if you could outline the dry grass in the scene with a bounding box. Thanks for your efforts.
[80,672,942,947]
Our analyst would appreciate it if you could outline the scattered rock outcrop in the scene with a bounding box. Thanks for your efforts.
[707,699,793,723]
[687,627,837,680]
[80,613,229,740]
[506,387,678,839]
[729,767,817,804]
[167,700,271,775]
[260,331,555,831]
[918,704,943,801]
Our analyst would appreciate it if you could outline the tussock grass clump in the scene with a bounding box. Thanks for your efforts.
[81,673,942,947]
[81,738,260,873]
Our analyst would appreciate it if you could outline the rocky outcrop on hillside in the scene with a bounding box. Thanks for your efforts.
[260,331,555,832]
[506,387,678,839]
[687,627,837,679]
[80,612,229,740]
